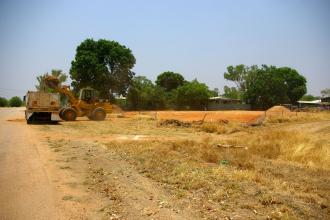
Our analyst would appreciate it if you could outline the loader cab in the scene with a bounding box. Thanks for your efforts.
[79,88,98,103]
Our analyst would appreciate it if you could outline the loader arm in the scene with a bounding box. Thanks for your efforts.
[57,86,79,105]
[44,76,79,105]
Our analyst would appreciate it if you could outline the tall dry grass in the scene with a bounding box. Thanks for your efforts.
[106,138,255,193]
[225,128,330,170]
[105,134,329,219]
[198,122,243,134]
[265,111,330,124]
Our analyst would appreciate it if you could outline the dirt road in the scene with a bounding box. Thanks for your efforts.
[0,108,60,219]
[0,108,104,219]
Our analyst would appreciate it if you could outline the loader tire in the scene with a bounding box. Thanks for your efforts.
[92,107,106,121]
[62,107,77,121]
[59,108,66,120]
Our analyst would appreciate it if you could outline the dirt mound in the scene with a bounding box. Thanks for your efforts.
[267,105,290,113]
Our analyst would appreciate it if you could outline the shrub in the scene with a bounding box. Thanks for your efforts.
[9,96,23,107]
[0,97,8,107]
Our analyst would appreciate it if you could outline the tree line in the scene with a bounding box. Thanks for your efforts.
[0,96,23,107]
[33,38,329,110]
[125,72,216,110]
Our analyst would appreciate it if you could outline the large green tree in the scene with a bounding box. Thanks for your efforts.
[126,76,166,110]
[244,65,289,109]
[175,79,211,110]
[223,64,307,108]
[70,39,136,98]
[276,67,306,103]
[156,71,185,92]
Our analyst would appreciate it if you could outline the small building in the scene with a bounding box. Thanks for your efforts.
[207,96,251,110]
[297,99,330,110]
[297,100,321,108]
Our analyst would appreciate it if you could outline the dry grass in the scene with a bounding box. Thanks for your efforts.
[198,121,243,134]
[265,111,330,124]
[105,130,330,219]
[106,138,256,199]
[42,112,330,219]
[224,127,330,170]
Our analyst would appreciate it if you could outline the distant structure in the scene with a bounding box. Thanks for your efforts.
[297,97,330,110]
[207,96,251,110]
[297,99,321,108]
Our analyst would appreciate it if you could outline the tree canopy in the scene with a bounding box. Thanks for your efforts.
[9,96,23,107]
[126,76,166,110]
[223,86,241,99]
[276,67,307,103]
[223,64,307,109]
[300,94,319,101]
[70,39,136,98]
[244,65,289,109]
[125,74,213,110]
[155,71,185,92]
[223,64,251,96]
[0,97,8,107]
[175,79,211,110]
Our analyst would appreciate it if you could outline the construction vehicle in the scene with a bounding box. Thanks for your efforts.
[44,76,112,121]
[24,91,61,124]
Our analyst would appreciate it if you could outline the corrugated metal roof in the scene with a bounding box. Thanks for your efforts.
[297,100,321,104]
[209,96,240,101]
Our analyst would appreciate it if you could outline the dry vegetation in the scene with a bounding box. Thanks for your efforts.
[39,110,330,219]
[265,111,330,124]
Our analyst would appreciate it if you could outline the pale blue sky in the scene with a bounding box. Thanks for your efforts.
[0,0,329,98]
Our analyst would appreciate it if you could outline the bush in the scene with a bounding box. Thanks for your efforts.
[0,97,8,107]
[175,79,211,110]
[9,96,23,107]
[127,76,167,110]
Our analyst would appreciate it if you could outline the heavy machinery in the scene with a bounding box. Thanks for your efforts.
[25,91,61,124]
[44,76,112,121]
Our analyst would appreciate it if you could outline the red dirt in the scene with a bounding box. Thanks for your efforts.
[124,110,264,123]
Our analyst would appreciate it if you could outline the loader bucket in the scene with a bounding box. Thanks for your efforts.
[44,76,60,89]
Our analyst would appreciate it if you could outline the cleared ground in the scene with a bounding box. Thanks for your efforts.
[123,110,265,123]
[1,107,329,219]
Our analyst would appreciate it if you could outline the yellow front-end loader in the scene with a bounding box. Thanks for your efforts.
[44,76,112,121]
